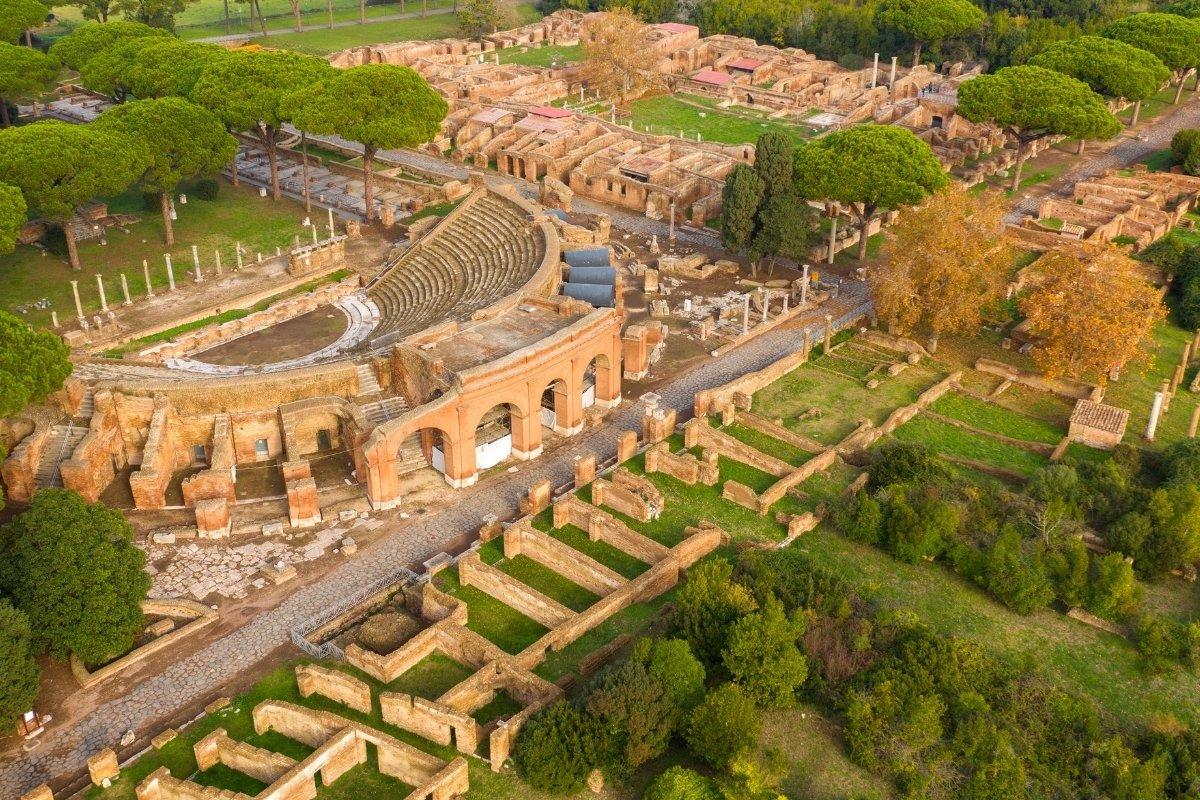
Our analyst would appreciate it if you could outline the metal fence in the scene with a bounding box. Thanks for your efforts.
[289,563,416,660]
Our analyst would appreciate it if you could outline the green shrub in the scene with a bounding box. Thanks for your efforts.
[584,661,679,771]
[733,547,850,616]
[685,684,761,769]
[868,441,953,489]
[513,701,610,794]
[1086,552,1142,621]
[193,178,220,201]
[883,494,956,564]
[722,596,808,708]
[141,190,160,211]
[631,638,706,710]
[644,767,721,800]
[833,490,884,545]
[1172,129,1200,176]
[1137,614,1186,673]
[983,527,1053,615]
[674,558,758,667]
[1046,538,1090,609]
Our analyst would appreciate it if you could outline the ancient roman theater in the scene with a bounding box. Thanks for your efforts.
[2,177,631,531]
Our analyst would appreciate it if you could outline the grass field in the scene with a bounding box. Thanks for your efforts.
[722,422,813,466]
[537,521,651,579]
[625,94,818,146]
[1103,322,1197,447]
[0,184,311,329]
[255,2,540,54]
[798,526,1200,726]
[498,555,599,612]
[384,651,475,698]
[891,415,1048,478]
[764,707,896,800]
[1116,86,1184,126]
[753,358,946,444]
[930,392,1065,445]
[498,43,582,67]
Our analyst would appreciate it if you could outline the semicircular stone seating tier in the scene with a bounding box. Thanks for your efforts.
[164,293,381,376]
[367,193,547,345]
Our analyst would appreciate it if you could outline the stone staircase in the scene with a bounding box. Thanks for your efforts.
[361,396,410,426]
[35,423,87,489]
[356,363,381,396]
[75,386,95,420]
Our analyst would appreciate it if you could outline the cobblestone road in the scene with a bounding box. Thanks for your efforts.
[2,285,867,795]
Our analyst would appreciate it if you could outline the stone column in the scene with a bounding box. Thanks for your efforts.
[328,207,336,238]
[802,328,811,357]
[742,294,750,335]
[800,264,809,306]
[165,254,176,291]
[236,243,244,270]
[1162,378,1173,413]
[889,57,898,92]
[782,293,788,314]
[871,53,879,88]
[191,245,202,282]
[761,289,768,323]
[214,250,222,275]
[143,260,154,298]
[96,274,108,312]
[827,214,838,264]
[70,279,83,320]
[311,225,319,245]
[120,273,132,305]
[1147,391,1165,440]
[823,314,833,352]
[1190,404,1200,438]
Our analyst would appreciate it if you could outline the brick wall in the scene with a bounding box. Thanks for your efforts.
[503,522,626,595]
[458,553,574,628]
[194,729,296,784]
[683,419,792,477]
[296,664,373,714]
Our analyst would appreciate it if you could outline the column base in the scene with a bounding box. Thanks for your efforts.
[553,422,585,437]
[444,472,477,489]
[289,514,322,529]
[369,495,400,511]
[624,370,648,380]
[594,394,622,409]
[512,446,543,461]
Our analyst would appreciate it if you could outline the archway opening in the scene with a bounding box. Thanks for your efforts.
[474,403,518,470]
[540,378,569,431]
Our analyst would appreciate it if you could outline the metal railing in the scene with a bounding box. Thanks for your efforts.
[289,563,417,660]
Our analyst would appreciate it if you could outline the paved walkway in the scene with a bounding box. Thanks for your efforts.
[2,286,868,795]
[1004,97,1200,224]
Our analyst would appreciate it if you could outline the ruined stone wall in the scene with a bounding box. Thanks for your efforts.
[59,399,124,502]
[135,768,254,800]
[380,692,477,752]
[459,552,574,627]
[974,359,1099,402]
[182,414,235,506]
[644,441,718,486]
[837,373,961,454]
[553,494,670,564]
[503,522,626,595]
[129,396,186,509]
[346,623,442,685]
[733,411,825,454]
[694,349,810,416]
[721,480,759,511]
[231,410,284,463]
[296,664,373,714]
[683,419,792,477]
[755,448,840,513]
[194,729,296,784]
[592,468,664,523]
[0,418,53,503]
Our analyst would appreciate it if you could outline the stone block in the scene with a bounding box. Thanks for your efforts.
[151,531,176,545]
[205,697,231,715]
[643,407,676,444]
[520,479,552,515]
[339,509,358,522]
[146,619,175,637]
[574,454,596,488]
[20,786,53,800]
[479,514,502,541]
[617,430,638,463]
[262,521,285,537]
[194,497,231,539]
[262,562,297,585]
[87,748,119,786]
[151,729,177,749]
[341,537,358,555]
[286,476,321,528]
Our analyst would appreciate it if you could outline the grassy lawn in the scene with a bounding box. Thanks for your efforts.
[434,571,549,654]
[256,2,540,54]
[1116,86,1181,126]
[1102,322,1196,447]
[891,415,1048,478]
[790,460,861,512]
[498,43,582,67]
[385,651,475,699]
[625,94,816,146]
[472,690,525,725]
[753,359,946,445]
[715,454,780,494]
[796,528,1200,726]
[930,392,1065,445]
[722,422,813,466]
[763,707,895,800]
[0,184,312,329]
[498,555,600,612]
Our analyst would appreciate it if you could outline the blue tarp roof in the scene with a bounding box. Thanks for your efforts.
[567,266,617,286]
[548,209,568,220]
[563,247,610,268]
[563,282,615,308]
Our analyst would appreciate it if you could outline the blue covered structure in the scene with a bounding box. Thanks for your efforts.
[563,247,611,268]
[563,282,616,307]
[567,266,618,285]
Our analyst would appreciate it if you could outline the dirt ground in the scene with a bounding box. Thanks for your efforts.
[196,305,349,366]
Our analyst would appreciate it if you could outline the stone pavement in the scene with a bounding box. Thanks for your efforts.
[1004,98,1200,224]
[1,285,869,795]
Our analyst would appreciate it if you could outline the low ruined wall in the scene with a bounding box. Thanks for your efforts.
[59,403,123,502]
[683,419,792,477]
[975,358,1101,402]
[296,664,372,715]
[195,729,296,784]
[380,692,477,752]
[733,411,825,454]
[645,441,719,485]
[503,522,625,595]
[694,348,810,416]
[459,552,574,628]
[73,599,218,689]
[755,448,840,514]
[0,418,52,503]
[592,468,664,522]
[837,372,961,454]
[722,480,759,511]
[136,767,254,800]
[553,494,669,564]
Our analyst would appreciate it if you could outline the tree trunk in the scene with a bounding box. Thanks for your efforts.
[1130,100,1141,127]
[255,0,268,36]
[24,29,32,47]
[230,143,239,187]
[64,222,81,270]
[327,0,333,28]
[0,98,10,128]
[1175,74,1186,104]
[766,256,776,277]
[301,132,312,213]
[359,0,364,23]
[363,146,376,222]
[912,41,922,68]
[421,0,427,17]
[1009,139,1027,193]
[223,0,230,35]
[262,127,281,200]
[1076,139,1085,156]
[292,0,302,32]
[857,216,871,260]
[827,212,837,264]
[160,191,175,246]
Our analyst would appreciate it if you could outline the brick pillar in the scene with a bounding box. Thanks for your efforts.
[575,454,596,488]
[617,430,638,462]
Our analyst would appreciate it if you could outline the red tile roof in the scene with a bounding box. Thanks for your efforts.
[528,105,574,119]
[692,69,734,86]
[727,57,765,71]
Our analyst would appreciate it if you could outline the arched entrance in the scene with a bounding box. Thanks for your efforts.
[583,352,620,409]
[540,378,571,436]
[473,403,518,471]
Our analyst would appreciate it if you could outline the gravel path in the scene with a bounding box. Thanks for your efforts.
[2,285,868,795]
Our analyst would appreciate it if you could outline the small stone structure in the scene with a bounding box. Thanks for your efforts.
[1068,399,1130,449]
[592,467,664,522]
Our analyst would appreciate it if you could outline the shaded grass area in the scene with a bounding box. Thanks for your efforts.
[722,421,813,466]
[625,93,817,146]
[892,415,1048,478]
[715,454,780,494]
[796,527,1200,726]
[498,555,600,612]
[763,706,895,800]
[0,184,311,329]
[433,571,549,654]
[753,359,946,444]
[791,460,861,512]
[256,3,540,54]
[385,651,475,699]
[472,691,524,726]
[930,392,1065,445]
[1103,322,1196,446]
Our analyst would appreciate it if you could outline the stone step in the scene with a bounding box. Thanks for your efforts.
[362,396,410,425]
[35,424,88,489]
[356,363,382,396]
